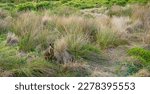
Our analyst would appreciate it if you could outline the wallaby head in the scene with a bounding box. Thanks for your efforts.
[49,43,54,48]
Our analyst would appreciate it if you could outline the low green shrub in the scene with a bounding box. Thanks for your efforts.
[65,0,96,9]
[110,0,127,6]
[16,2,36,11]
[128,48,150,66]
[36,1,52,10]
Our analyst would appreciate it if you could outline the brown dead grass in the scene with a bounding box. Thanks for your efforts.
[134,69,150,77]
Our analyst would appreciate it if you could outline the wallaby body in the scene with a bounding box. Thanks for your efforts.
[44,43,54,61]
[44,43,74,64]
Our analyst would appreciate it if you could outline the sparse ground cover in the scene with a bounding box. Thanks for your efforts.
[0,0,150,77]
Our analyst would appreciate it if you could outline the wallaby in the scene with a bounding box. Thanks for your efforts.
[44,43,55,61]
[6,32,19,46]
[44,43,75,64]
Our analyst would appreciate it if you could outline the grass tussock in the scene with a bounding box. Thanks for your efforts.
[131,5,150,31]
[0,10,12,34]
[96,29,127,49]
[12,12,61,52]
[108,5,132,17]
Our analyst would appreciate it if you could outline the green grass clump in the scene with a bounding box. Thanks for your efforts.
[71,43,101,60]
[36,1,51,10]
[63,32,103,63]
[66,0,96,9]
[19,32,36,52]
[12,59,57,77]
[109,0,127,6]
[128,48,150,66]
[96,29,127,49]
[16,2,36,11]
[0,3,15,10]
[16,1,57,11]
[66,33,91,58]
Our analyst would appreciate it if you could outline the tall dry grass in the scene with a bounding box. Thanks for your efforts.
[10,11,129,55]
[0,10,12,34]
[12,12,61,52]
[131,4,150,32]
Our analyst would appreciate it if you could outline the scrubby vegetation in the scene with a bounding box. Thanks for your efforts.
[0,0,149,11]
[127,48,150,75]
[0,0,150,77]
